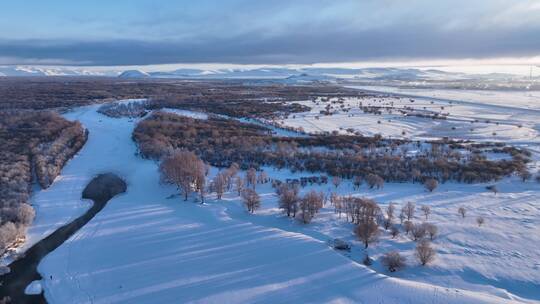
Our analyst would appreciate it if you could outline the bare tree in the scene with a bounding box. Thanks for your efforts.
[458,206,467,218]
[420,205,431,220]
[235,176,244,195]
[246,168,257,189]
[257,171,268,184]
[415,240,436,266]
[403,202,415,221]
[366,173,384,189]
[519,169,532,182]
[384,203,395,230]
[278,183,299,217]
[299,190,324,223]
[160,150,206,201]
[399,209,405,224]
[424,178,438,192]
[381,251,406,272]
[212,172,227,200]
[332,176,342,189]
[403,220,414,235]
[353,176,362,190]
[476,216,485,227]
[226,163,239,190]
[355,220,379,248]
[410,223,426,241]
[390,225,400,238]
[424,223,438,240]
[241,188,260,213]
[486,185,498,195]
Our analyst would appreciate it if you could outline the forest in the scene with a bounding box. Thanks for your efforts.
[0,111,87,255]
[133,112,529,184]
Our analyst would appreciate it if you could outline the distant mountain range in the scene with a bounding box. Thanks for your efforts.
[0,65,535,84]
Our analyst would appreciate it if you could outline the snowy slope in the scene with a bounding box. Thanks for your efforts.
[118,70,150,78]
[25,104,524,303]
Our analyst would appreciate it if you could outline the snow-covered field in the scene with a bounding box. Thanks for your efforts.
[11,89,540,303]
[4,103,525,303]
[278,88,540,144]
[353,86,540,110]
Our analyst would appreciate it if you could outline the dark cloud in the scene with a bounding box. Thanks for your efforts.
[1,24,540,65]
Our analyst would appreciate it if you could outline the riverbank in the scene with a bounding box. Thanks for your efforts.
[0,174,126,303]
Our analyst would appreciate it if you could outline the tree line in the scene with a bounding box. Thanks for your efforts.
[0,111,87,255]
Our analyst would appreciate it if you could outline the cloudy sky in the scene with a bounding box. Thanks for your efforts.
[1,0,540,66]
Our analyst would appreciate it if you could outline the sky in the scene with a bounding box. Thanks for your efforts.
[1,0,540,68]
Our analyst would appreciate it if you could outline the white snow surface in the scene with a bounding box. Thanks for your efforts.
[25,280,43,295]
[279,90,540,144]
[19,103,534,303]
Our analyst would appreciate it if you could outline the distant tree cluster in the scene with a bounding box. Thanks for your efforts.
[133,112,528,185]
[0,111,87,255]
[98,101,148,118]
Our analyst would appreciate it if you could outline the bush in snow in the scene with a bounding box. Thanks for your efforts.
[381,251,406,272]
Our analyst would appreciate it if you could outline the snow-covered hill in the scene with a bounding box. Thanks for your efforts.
[118,69,150,78]
[0,66,115,77]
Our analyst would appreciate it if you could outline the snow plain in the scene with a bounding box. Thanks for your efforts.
[6,106,519,303]
[279,88,540,145]
[11,87,540,303]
